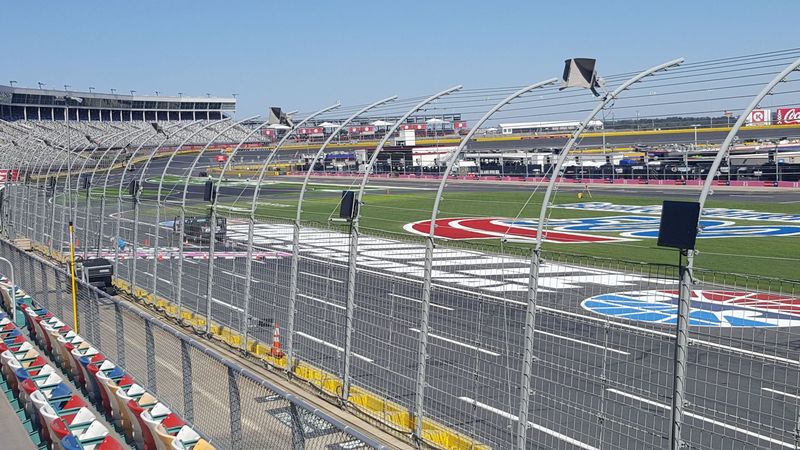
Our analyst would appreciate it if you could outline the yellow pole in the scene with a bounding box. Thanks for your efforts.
[68,221,79,333]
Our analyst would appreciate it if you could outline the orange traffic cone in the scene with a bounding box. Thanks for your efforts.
[271,322,284,358]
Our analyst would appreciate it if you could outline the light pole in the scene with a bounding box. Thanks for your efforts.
[88,87,95,93]
[38,82,46,90]
[0,257,16,324]
[9,81,16,87]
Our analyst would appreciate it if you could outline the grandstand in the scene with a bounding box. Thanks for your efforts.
[0,85,235,122]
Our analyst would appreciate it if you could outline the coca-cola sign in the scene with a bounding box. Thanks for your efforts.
[777,108,800,124]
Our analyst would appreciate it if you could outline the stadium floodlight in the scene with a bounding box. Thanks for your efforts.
[64,84,71,91]
[88,87,94,93]
[154,91,160,96]
[206,93,211,98]
[110,88,116,94]
[130,90,136,96]
[8,81,16,87]
[178,92,183,97]
[38,82,46,89]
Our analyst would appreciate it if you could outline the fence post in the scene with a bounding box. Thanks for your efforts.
[674,56,800,450]
[415,78,558,443]
[145,319,157,393]
[289,402,306,450]
[287,96,397,370]
[213,103,340,352]
[181,339,194,423]
[152,120,230,308]
[342,85,462,401]
[227,366,242,450]
[518,58,683,450]
[115,302,126,368]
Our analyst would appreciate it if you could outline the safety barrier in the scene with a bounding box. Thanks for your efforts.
[0,239,392,450]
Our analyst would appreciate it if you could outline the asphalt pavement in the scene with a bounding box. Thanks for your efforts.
[89,207,800,450]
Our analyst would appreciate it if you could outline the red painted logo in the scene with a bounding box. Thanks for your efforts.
[404,218,629,244]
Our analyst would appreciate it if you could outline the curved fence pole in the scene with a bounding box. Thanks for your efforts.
[518,58,683,450]
[11,135,39,236]
[99,122,184,260]
[78,127,152,258]
[130,120,226,298]
[170,116,257,330]
[146,119,231,303]
[29,131,77,245]
[341,86,461,401]
[89,127,154,258]
[670,57,800,450]
[22,137,58,241]
[213,102,341,353]
[0,126,47,237]
[44,138,97,253]
[68,129,132,237]
[10,127,82,242]
[415,78,557,443]
[287,96,397,376]
[114,121,201,276]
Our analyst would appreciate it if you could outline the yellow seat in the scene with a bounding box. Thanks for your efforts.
[193,439,216,450]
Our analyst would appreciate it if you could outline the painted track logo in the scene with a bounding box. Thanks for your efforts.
[403,218,630,244]
[405,215,800,244]
[581,290,800,328]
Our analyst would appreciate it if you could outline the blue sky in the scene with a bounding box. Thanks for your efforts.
[4,1,799,116]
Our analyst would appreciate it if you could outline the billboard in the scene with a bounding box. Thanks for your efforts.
[400,123,426,131]
[0,170,19,182]
[777,107,800,125]
[745,108,771,126]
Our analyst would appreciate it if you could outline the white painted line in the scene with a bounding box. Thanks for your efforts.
[535,330,630,356]
[607,389,795,449]
[295,331,374,363]
[300,272,344,284]
[211,297,245,314]
[241,223,800,367]
[408,328,500,356]
[298,293,346,311]
[762,387,800,400]
[389,294,454,311]
[219,269,260,283]
[458,397,598,450]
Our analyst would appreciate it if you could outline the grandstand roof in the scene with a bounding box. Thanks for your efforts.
[0,84,235,111]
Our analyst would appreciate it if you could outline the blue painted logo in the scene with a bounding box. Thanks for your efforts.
[582,290,800,328]
[504,216,800,239]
